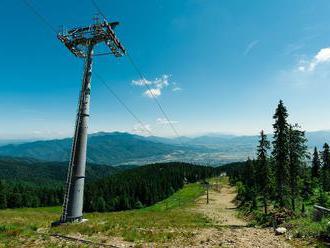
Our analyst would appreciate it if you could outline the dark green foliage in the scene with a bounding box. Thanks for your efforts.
[84,162,221,212]
[0,156,119,209]
[288,124,309,211]
[0,181,62,209]
[272,100,290,207]
[0,181,7,209]
[222,100,317,217]
[244,158,257,209]
[0,156,118,184]
[321,143,330,191]
[256,130,272,214]
[312,147,321,179]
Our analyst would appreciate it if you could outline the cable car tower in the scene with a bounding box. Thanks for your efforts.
[53,17,125,225]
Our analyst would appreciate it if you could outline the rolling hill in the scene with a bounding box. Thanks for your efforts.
[0,156,119,184]
[0,132,198,166]
[0,131,330,166]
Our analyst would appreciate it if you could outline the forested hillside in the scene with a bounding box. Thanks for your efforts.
[85,162,221,212]
[0,156,118,183]
[0,157,118,209]
[0,160,220,212]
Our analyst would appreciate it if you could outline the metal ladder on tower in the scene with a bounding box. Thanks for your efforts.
[60,87,85,223]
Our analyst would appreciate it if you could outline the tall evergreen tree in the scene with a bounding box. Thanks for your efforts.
[321,143,330,191]
[256,130,272,214]
[243,158,257,209]
[0,180,7,209]
[288,124,308,211]
[311,147,321,179]
[272,100,290,207]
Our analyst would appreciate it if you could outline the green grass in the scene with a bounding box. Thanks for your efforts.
[0,182,209,247]
[208,176,229,186]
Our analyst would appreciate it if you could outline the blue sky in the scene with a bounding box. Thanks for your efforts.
[1,0,330,139]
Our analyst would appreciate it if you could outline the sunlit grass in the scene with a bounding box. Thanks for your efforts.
[0,182,210,247]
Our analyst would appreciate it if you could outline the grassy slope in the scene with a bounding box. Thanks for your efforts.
[0,183,210,247]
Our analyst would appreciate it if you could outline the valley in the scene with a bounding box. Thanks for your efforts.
[0,131,329,166]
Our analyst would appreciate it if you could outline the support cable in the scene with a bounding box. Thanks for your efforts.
[22,0,58,34]
[94,73,153,136]
[23,0,182,142]
[90,0,184,144]
[126,53,183,143]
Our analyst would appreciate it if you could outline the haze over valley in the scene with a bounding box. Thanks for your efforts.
[0,130,329,166]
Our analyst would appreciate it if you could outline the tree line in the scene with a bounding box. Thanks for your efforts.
[227,100,330,214]
[0,162,221,211]
[84,162,221,212]
[0,180,62,209]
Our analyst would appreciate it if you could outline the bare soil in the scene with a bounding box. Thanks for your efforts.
[187,185,292,248]
[46,184,294,247]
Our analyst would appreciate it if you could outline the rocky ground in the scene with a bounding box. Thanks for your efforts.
[188,185,292,248]
[23,183,298,247]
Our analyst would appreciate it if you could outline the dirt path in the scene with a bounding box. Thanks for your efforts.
[190,183,292,248]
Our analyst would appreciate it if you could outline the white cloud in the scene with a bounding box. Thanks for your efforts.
[132,123,151,135]
[144,88,161,98]
[172,87,182,92]
[298,47,330,72]
[156,118,179,125]
[244,40,259,56]
[172,82,182,92]
[132,78,152,86]
[132,74,174,98]
[154,75,170,89]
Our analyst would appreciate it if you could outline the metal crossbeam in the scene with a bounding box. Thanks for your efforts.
[57,20,125,58]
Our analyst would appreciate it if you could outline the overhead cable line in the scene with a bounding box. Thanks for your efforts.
[22,0,58,34]
[94,73,153,136]
[126,53,183,142]
[90,0,184,144]
[22,0,153,137]
[91,0,108,20]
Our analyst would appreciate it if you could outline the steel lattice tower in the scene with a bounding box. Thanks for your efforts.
[52,18,125,225]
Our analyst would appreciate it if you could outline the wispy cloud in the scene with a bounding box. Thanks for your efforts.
[297,47,330,72]
[132,78,152,86]
[156,118,179,125]
[172,82,182,92]
[144,88,161,98]
[277,47,330,87]
[132,123,152,135]
[132,74,174,98]
[244,40,259,56]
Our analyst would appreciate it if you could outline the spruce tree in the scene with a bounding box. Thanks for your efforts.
[288,124,308,211]
[256,130,272,214]
[321,143,330,191]
[272,100,290,207]
[244,158,257,209]
[0,180,7,209]
[311,147,321,179]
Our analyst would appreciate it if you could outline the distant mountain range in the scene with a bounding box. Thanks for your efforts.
[0,130,329,166]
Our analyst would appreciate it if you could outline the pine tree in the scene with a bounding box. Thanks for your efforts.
[244,158,257,209]
[256,130,272,214]
[288,124,308,211]
[311,147,321,179]
[321,143,330,191]
[272,100,290,207]
[0,180,7,209]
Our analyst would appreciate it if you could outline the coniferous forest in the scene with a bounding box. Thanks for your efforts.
[0,161,221,211]
[226,100,330,225]
[84,162,221,212]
